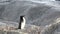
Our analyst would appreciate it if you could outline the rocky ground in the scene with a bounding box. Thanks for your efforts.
[0,23,44,34]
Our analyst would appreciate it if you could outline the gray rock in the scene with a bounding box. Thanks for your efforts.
[40,22,60,34]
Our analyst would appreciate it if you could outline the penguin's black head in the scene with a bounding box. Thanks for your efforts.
[20,16,24,22]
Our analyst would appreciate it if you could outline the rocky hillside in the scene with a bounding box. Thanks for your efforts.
[0,0,60,26]
[0,0,60,34]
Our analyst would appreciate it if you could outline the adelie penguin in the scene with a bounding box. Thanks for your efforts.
[18,16,26,29]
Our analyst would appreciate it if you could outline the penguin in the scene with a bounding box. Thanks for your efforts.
[18,16,26,29]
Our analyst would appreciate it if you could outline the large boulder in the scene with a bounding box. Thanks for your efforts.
[0,0,60,29]
[40,18,60,34]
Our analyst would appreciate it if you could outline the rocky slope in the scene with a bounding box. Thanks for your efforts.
[0,0,60,34]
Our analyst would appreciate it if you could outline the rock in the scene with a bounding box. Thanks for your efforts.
[40,22,60,34]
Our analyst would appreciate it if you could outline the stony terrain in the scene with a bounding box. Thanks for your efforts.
[0,23,44,34]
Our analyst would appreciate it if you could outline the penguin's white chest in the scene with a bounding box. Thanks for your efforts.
[21,17,26,29]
